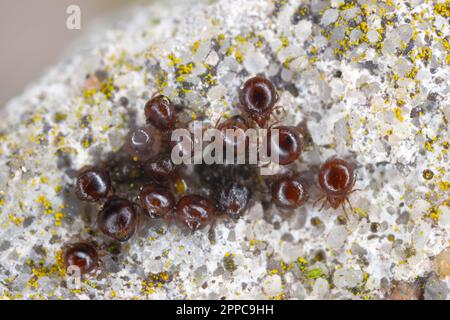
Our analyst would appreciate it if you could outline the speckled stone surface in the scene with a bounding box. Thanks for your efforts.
[1,0,450,300]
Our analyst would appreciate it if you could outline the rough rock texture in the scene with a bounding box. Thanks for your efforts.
[1,0,450,299]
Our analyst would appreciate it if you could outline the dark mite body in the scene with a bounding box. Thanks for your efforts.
[217,115,250,161]
[217,115,250,133]
[140,185,175,218]
[98,197,138,241]
[272,176,308,209]
[123,125,162,161]
[143,154,177,180]
[176,195,215,231]
[75,166,111,202]
[269,126,303,165]
[318,158,356,209]
[145,95,177,131]
[64,242,98,275]
[239,76,278,127]
[217,182,250,219]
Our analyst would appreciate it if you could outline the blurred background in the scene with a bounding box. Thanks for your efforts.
[0,0,149,108]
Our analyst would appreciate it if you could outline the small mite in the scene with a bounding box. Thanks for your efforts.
[272,176,308,209]
[145,95,177,131]
[318,158,356,210]
[123,125,162,161]
[64,242,98,275]
[176,195,215,231]
[140,185,175,218]
[75,166,111,202]
[143,153,177,180]
[217,115,250,160]
[239,76,278,127]
[98,197,137,241]
[217,115,250,132]
[269,126,303,165]
[217,182,250,219]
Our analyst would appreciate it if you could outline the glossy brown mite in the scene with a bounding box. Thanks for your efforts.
[318,158,356,209]
[98,197,138,241]
[239,76,278,127]
[75,166,111,202]
[217,115,250,132]
[143,154,176,180]
[176,195,215,231]
[140,185,175,218]
[123,125,162,161]
[217,115,250,160]
[217,182,250,219]
[272,177,308,209]
[145,95,177,131]
[64,242,98,275]
[269,126,303,165]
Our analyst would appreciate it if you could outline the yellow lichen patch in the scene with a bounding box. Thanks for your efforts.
[353,207,368,218]
[429,206,441,221]
[82,88,98,104]
[439,181,450,191]
[424,140,435,152]
[54,250,66,277]
[282,56,295,68]
[394,107,405,122]
[168,53,182,66]
[54,112,68,123]
[416,47,432,62]
[280,35,289,48]
[8,213,24,226]
[217,33,225,42]
[176,62,195,82]
[272,292,285,300]
[191,41,200,54]
[405,66,418,79]
[114,51,143,72]
[81,137,93,149]
[141,271,171,295]
[305,268,325,280]
[154,68,168,90]
[280,260,293,274]
[26,253,67,291]
[234,50,244,64]
[434,1,450,18]
[39,176,50,185]
[54,185,63,194]
[99,77,116,99]
[54,210,64,226]
[36,195,64,226]
[235,35,247,44]
[296,257,308,272]
[37,195,53,214]
[268,269,278,275]
[1,291,23,300]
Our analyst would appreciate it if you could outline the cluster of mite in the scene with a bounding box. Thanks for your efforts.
[64,76,357,276]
